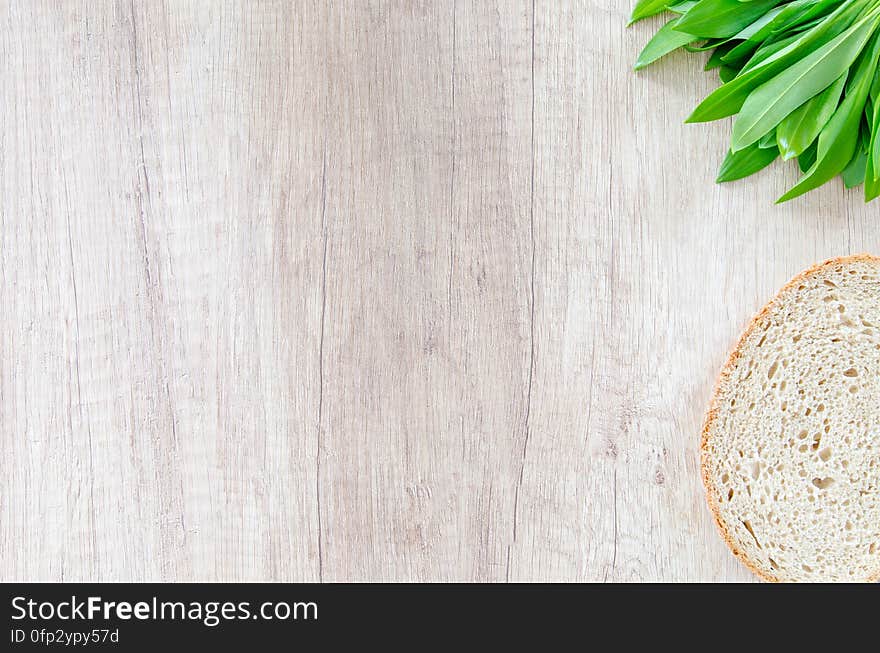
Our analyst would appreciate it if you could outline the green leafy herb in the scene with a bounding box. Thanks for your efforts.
[674,0,784,39]
[717,142,780,182]
[630,0,673,25]
[776,73,847,159]
[632,0,880,202]
[634,18,697,70]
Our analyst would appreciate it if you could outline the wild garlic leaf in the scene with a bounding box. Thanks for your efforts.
[719,65,740,83]
[675,0,785,39]
[860,110,873,154]
[842,146,868,188]
[630,0,672,25]
[717,142,780,182]
[865,166,880,201]
[634,19,697,70]
[706,42,739,70]
[666,1,698,14]
[871,74,880,179]
[758,130,778,149]
[720,4,796,65]
[772,0,851,38]
[798,140,818,173]
[737,32,803,76]
[685,38,730,53]
[865,110,880,199]
[865,94,880,199]
[776,72,847,159]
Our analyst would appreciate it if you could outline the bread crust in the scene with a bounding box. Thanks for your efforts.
[701,254,880,583]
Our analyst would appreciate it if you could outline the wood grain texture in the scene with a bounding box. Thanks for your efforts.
[2,0,879,582]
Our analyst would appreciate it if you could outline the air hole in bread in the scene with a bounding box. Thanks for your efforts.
[818,447,832,462]
[843,367,859,377]
[742,520,761,549]
[768,361,779,379]
[812,477,835,490]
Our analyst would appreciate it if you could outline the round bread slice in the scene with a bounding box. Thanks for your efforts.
[702,254,880,582]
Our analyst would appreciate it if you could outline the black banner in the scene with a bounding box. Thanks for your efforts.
[1,583,875,649]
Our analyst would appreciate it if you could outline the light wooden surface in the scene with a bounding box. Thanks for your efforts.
[2,1,878,583]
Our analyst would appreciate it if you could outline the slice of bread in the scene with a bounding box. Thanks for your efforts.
[702,255,880,582]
